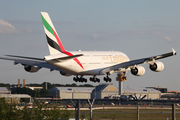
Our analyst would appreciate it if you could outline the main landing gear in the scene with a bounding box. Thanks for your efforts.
[73,75,87,83]
[73,74,112,83]
[103,73,112,82]
[89,75,100,83]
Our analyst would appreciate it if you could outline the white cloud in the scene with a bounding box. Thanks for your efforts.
[144,19,158,23]
[91,33,99,40]
[164,36,173,42]
[22,27,33,33]
[0,19,19,34]
[91,32,108,40]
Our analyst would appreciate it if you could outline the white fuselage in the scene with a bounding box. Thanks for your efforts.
[45,51,130,75]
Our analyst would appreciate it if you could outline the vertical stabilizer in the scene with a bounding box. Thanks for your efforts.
[41,12,84,69]
[41,12,65,55]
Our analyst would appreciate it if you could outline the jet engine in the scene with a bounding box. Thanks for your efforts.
[149,61,164,72]
[60,71,72,76]
[131,66,145,76]
[24,65,41,73]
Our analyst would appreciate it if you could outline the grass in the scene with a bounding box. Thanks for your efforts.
[78,108,180,120]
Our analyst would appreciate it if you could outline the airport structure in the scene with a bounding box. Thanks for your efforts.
[0,87,11,94]
[48,87,94,99]
[122,87,161,99]
[116,76,162,99]
[48,84,162,100]
[0,94,31,103]
[91,84,161,99]
[0,79,176,101]
[91,84,119,99]
[0,87,31,103]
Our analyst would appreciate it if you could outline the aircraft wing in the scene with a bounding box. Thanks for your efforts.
[100,49,177,74]
[0,53,84,71]
[0,56,60,71]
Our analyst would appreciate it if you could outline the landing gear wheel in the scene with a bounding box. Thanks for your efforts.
[103,77,107,82]
[90,77,93,81]
[103,72,112,82]
[90,76,100,83]
[73,77,78,82]
[73,75,87,82]
[104,76,111,82]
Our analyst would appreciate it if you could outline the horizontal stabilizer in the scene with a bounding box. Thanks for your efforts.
[45,54,83,62]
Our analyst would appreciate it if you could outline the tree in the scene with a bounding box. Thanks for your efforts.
[0,99,72,120]
[39,88,49,97]
[79,84,94,87]
[41,82,53,89]
[0,83,11,89]
[71,83,78,87]
[12,87,36,97]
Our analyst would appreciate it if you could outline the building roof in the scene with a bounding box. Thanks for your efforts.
[94,83,118,91]
[0,87,10,92]
[52,87,95,93]
[94,84,109,91]
[123,87,161,93]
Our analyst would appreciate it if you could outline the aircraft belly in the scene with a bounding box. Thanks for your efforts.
[46,52,131,75]
[47,60,83,74]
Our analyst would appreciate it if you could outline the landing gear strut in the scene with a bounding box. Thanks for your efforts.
[103,73,112,82]
[73,75,87,83]
[90,75,100,83]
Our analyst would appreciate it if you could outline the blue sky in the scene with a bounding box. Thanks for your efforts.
[0,1,179,91]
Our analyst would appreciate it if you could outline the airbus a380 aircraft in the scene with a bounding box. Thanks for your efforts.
[0,12,177,83]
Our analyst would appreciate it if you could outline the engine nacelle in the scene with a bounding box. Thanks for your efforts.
[60,71,72,76]
[131,66,145,76]
[149,61,164,72]
[24,65,40,73]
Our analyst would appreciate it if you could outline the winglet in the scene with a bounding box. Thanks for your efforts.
[172,48,177,55]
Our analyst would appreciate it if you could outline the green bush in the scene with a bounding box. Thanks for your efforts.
[0,99,72,120]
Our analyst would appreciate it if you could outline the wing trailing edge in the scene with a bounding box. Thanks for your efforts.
[100,49,177,75]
